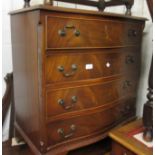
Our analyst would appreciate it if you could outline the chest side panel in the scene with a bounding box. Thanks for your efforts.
[11,11,42,150]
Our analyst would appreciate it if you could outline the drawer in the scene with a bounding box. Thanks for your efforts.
[46,78,138,118]
[46,100,136,147]
[45,16,142,49]
[111,141,136,155]
[45,50,140,84]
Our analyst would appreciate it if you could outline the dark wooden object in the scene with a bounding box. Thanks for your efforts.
[109,119,153,155]
[2,73,15,139]
[49,0,134,15]
[146,0,153,19]
[10,6,146,155]
[2,73,13,125]
[24,0,31,8]
[142,0,153,142]
[27,0,134,15]
[51,0,134,15]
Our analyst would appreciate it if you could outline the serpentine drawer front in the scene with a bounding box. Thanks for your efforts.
[46,15,143,49]
[45,49,140,84]
[46,77,138,118]
[10,6,146,155]
[46,99,136,148]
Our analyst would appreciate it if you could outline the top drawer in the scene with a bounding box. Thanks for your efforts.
[45,16,142,49]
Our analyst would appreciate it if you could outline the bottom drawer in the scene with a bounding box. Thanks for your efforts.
[46,98,136,147]
[111,141,136,155]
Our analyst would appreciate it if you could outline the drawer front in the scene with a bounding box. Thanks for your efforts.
[46,77,138,118]
[46,16,142,49]
[47,99,136,147]
[45,51,140,84]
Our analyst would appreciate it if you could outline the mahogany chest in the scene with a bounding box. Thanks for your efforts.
[10,5,146,155]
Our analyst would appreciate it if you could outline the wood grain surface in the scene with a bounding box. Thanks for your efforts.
[10,6,145,155]
[109,119,153,155]
[46,15,142,49]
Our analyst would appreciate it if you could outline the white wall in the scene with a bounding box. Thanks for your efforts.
[2,0,13,142]
[2,0,152,141]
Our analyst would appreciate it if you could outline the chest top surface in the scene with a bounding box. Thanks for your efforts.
[9,5,147,21]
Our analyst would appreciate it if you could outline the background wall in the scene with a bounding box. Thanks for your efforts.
[2,0,152,141]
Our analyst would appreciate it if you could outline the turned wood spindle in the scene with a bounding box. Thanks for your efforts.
[142,0,153,142]
[24,0,31,8]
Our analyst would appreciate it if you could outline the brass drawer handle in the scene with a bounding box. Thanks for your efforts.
[58,64,78,77]
[126,55,135,64]
[58,96,77,110]
[128,29,137,37]
[58,24,80,37]
[57,124,76,139]
[123,80,132,89]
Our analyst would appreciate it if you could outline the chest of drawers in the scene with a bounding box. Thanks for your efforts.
[10,5,146,155]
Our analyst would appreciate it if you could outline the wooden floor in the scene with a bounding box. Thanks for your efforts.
[2,138,111,155]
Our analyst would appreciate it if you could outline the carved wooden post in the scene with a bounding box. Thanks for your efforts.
[142,0,153,142]
[24,0,31,8]
[46,0,134,15]
[143,59,153,142]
